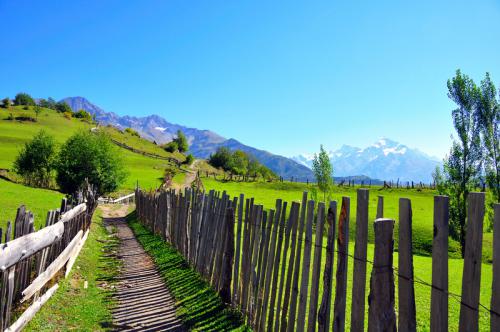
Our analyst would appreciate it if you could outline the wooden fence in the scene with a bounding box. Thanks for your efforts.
[0,187,97,332]
[135,188,500,332]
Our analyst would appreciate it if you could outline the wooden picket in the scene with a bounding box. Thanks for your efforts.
[134,187,497,332]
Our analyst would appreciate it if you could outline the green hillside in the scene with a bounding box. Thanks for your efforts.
[0,105,183,193]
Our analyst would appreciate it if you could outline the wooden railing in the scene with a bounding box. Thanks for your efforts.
[135,188,499,332]
[98,192,135,205]
[0,188,97,332]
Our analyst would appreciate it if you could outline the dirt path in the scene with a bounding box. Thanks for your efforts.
[101,205,186,332]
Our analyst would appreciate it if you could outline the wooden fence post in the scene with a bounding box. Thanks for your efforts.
[377,196,383,219]
[398,198,416,332]
[368,218,396,332]
[351,189,369,332]
[220,207,234,304]
[318,201,337,332]
[333,197,350,332]
[459,192,485,332]
[492,204,500,331]
[232,194,244,304]
[430,196,449,332]
[307,202,325,332]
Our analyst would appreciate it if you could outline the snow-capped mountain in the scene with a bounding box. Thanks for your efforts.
[292,138,441,183]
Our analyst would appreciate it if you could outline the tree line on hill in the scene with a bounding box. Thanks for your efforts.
[13,130,126,196]
[208,147,276,181]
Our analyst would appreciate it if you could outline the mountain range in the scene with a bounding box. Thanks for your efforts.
[61,97,314,181]
[292,138,441,183]
[61,97,440,183]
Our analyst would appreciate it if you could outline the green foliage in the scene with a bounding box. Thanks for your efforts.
[163,140,178,153]
[55,101,72,113]
[2,97,10,108]
[208,147,275,181]
[63,111,72,120]
[312,144,333,200]
[124,127,140,137]
[184,153,194,165]
[14,92,35,106]
[13,130,56,188]
[34,105,42,118]
[73,109,93,121]
[56,131,127,195]
[39,97,57,110]
[175,130,189,153]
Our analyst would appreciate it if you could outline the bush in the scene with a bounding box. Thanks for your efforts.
[56,101,72,113]
[63,111,73,120]
[2,97,10,108]
[23,105,30,110]
[13,130,56,188]
[73,109,92,121]
[14,93,35,106]
[6,113,14,120]
[56,131,127,195]
[184,154,194,165]
[125,127,140,137]
[16,113,37,122]
[163,141,178,153]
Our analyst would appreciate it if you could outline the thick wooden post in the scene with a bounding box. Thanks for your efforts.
[492,204,500,331]
[430,196,449,332]
[333,197,350,332]
[350,189,369,332]
[368,218,396,332]
[398,198,416,332]
[318,201,337,332]
[459,192,485,332]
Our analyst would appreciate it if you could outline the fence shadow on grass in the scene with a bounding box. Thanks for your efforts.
[125,211,249,332]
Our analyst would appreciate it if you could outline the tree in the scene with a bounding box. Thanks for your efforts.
[13,93,35,106]
[163,141,178,153]
[230,150,249,178]
[184,154,194,165]
[55,101,72,113]
[475,73,500,203]
[247,157,260,180]
[312,145,333,201]
[34,105,42,119]
[56,131,126,195]
[209,147,232,170]
[175,130,189,153]
[443,70,483,257]
[73,109,92,121]
[2,97,10,108]
[13,130,56,187]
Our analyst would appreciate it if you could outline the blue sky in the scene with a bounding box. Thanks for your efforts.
[1,0,499,158]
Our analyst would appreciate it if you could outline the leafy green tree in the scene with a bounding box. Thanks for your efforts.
[175,130,189,153]
[55,101,72,113]
[230,150,249,178]
[163,141,179,153]
[312,145,333,201]
[443,70,483,257]
[475,73,500,203]
[209,147,233,170]
[56,131,126,195]
[73,109,92,121]
[14,93,35,106]
[13,130,56,187]
[34,105,42,119]
[247,157,260,180]
[184,153,194,165]
[2,97,10,108]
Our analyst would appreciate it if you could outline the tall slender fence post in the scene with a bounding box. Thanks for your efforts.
[492,204,500,331]
[376,196,384,219]
[351,189,369,332]
[220,207,234,304]
[232,194,244,304]
[368,218,396,332]
[430,196,449,332]
[333,197,350,332]
[398,198,416,332]
[459,192,485,332]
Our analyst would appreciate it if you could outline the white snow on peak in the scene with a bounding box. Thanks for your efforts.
[154,127,167,132]
[383,146,407,156]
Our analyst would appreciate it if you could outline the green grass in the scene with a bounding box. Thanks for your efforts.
[0,178,63,232]
[26,208,120,331]
[127,211,249,331]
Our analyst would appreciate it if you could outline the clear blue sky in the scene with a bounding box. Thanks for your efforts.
[1,0,499,158]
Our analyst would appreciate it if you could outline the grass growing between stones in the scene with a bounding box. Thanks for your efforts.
[127,211,249,332]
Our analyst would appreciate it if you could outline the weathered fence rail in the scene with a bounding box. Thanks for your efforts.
[135,188,499,331]
[97,192,135,205]
[0,187,97,332]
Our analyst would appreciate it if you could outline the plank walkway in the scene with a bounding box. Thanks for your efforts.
[102,206,186,332]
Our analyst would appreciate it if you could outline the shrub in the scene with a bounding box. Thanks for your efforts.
[6,113,14,120]
[56,101,72,113]
[125,127,140,137]
[14,92,35,106]
[163,141,178,153]
[13,130,56,188]
[23,105,29,110]
[184,154,194,165]
[16,113,36,122]
[73,109,92,121]
[2,97,10,108]
[63,111,73,120]
[56,131,127,195]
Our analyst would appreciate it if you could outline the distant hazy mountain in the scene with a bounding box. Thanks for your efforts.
[292,138,441,183]
[61,97,314,181]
